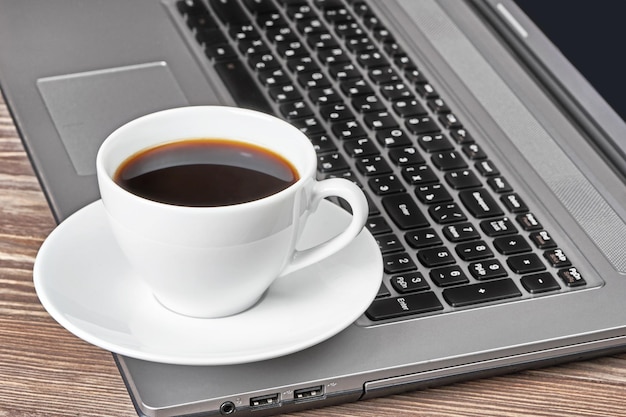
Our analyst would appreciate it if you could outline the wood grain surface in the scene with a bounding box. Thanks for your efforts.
[1,96,626,417]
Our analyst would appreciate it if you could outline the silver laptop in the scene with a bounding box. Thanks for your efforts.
[2,0,626,416]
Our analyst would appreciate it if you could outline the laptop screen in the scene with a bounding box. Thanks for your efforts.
[515,0,626,123]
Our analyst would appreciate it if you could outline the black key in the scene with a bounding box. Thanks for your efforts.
[487,176,513,193]
[390,272,430,293]
[442,222,480,242]
[376,234,404,254]
[507,253,546,274]
[363,111,398,130]
[279,100,313,120]
[368,175,404,195]
[209,0,250,24]
[292,116,324,135]
[366,292,443,320]
[462,143,487,160]
[258,67,290,86]
[318,153,349,173]
[331,119,368,140]
[455,240,493,261]
[392,98,428,117]
[382,194,429,230]
[427,97,451,114]
[318,47,350,65]
[414,82,438,98]
[431,151,468,171]
[376,282,391,298]
[417,134,453,153]
[352,94,386,113]
[405,116,440,135]
[521,272,560,294]
[243,0,278,15]
[309,86,342,105]
[269,84,302,103]
[475,160,499,176]
[404,228,442,249]
[493,235,532,255]
[442,279,521,307]
[369,66,401,85]
[417,246,456,268]
[445,169,482,189]
[379,82,413,101]
[375,128,412,147]
[357,50,388,68]
[404,66,428,84]
[389,147,425,166]
[428,203,467,224]
[450,127,475,144]
[468,259,507,280]
[430,265,469,287]
[459,188,504,219]
[356,156,392,176]
[501,193,529,213]
[439,112,462,129]
[415,183,452,204]
[558,267,586,287]
[309,132,337,153]
[329,62,360,80]
[297,70,331,89]
[516,213,542,231]
[529,230,557,249]
[383,252,417,274]
[344,137,379,157]
[365,216,392,235]
[340,78,375,97]
[401,165,438,185]
[287,56,320,73]
[480,217,518,237]
[214,61,273,113]
[320,103,355,122]
[206,43,238,61]
[248,51,280,72]
[544,249,572,268]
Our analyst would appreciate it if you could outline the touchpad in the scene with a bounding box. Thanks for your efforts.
[37,62,189,176]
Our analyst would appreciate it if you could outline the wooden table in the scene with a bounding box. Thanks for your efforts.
[2,96,626,417]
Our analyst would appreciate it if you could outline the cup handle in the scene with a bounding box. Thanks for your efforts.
[279,178,368,277]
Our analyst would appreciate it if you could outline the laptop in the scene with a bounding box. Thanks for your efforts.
[2,0,626,415]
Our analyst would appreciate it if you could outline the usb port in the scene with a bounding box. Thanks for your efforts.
[250,393,280,408]
[294,385,324,401]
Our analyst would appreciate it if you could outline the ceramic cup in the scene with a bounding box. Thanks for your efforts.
[96,106,368,318]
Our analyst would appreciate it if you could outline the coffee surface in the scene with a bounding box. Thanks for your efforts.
[114,139,298,206]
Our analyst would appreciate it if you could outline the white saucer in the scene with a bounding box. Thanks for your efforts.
[34,199,382,365]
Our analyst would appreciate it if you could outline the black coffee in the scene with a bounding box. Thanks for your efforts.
[114,139,299,207]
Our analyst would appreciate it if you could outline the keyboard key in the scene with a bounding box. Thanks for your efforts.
[529,230,557,249]
[516,212,542,231]
[376,234,404,254]
[507,253,546,274]
[487,176,513,193]
[209,0,250,24]
[390,272,430,293]
[442,222,480,242]
[317,152,349,172]
[430,265,469,287]
[521,272,560,293]
[405,116,440,135]
[480,217,518,236]
[543,249,572,268]
[455,240,493,261]
[445,169,482,189]
[366,292,443,320]
[368,174,404,195]
[383,252,417,274]
[343,137,379,157]
[417,134,453,152]
[475,160,500,176]
[468,259,507,280]
[501,193,529,213]
[356,156,392,176]
[388,147,425,166]
[431,151,468,171]
[375,127,412,147]
[428,202,467,224]
[558,267,586,287]
[417,246,456,268]
[493,235,532,255]
[459,189,504,218]
[365,216,392,235]
[415,183,452,204]
[382,194,429,230]
[401,165,438,185]
[442,279,521,307]
[214,60,273,113]
[404,228,442,249]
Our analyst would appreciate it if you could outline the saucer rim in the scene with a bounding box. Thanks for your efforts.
[33,199,382,365]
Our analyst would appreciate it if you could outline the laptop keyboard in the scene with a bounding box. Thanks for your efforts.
[175,0,588,323]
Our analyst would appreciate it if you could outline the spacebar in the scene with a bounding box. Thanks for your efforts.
[214,60,273,114]
[442,279,521,307]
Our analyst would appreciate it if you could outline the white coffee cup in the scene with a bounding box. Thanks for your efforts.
[96,106,368,318]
